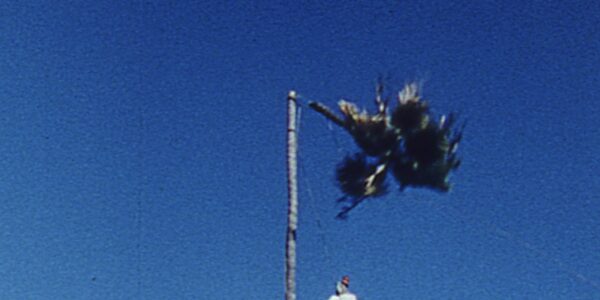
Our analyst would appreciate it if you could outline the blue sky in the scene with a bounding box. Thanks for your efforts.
[1,1,599,299]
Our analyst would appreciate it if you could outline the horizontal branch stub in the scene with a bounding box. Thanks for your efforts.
[308,101,345,128]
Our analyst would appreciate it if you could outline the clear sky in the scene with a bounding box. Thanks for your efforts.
[1,1,599,299]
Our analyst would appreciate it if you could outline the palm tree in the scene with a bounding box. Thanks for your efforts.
[283,83,464,299]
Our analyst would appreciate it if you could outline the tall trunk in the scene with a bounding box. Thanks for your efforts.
[285,91,298,300]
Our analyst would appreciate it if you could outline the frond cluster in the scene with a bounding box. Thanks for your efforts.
[309,83,464,218]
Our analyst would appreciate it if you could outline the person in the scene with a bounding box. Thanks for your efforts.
[328,275,358,300]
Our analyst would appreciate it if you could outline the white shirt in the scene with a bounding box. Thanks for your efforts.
[328,293,357,300]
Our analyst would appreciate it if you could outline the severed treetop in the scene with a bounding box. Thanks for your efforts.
[309,82,464,219]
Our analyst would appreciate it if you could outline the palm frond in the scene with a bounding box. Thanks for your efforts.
[336,154,388,198]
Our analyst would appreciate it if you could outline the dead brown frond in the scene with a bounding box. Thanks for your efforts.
[338,100,398,157]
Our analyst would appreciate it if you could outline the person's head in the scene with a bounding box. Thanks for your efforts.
[341,275,350,287]
[335,275,350,295]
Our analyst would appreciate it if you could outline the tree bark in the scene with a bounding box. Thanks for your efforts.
[285,91,298,300]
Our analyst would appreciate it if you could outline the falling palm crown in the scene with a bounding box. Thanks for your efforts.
[309,83,463,219]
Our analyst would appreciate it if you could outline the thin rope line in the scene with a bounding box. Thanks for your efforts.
[299,159,335,270]
[301,95,345,157]
[295,98,335,275]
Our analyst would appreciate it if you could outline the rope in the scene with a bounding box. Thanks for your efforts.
[295,94,336,278]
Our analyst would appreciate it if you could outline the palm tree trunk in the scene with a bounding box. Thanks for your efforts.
[285,91,298,300]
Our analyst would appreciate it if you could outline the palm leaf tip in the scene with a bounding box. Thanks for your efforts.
[398,82,420,104]
[391,83,430,132]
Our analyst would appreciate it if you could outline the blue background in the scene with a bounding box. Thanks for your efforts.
[1,1,599,299]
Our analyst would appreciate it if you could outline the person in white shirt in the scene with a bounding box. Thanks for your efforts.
[328,275,357,300]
